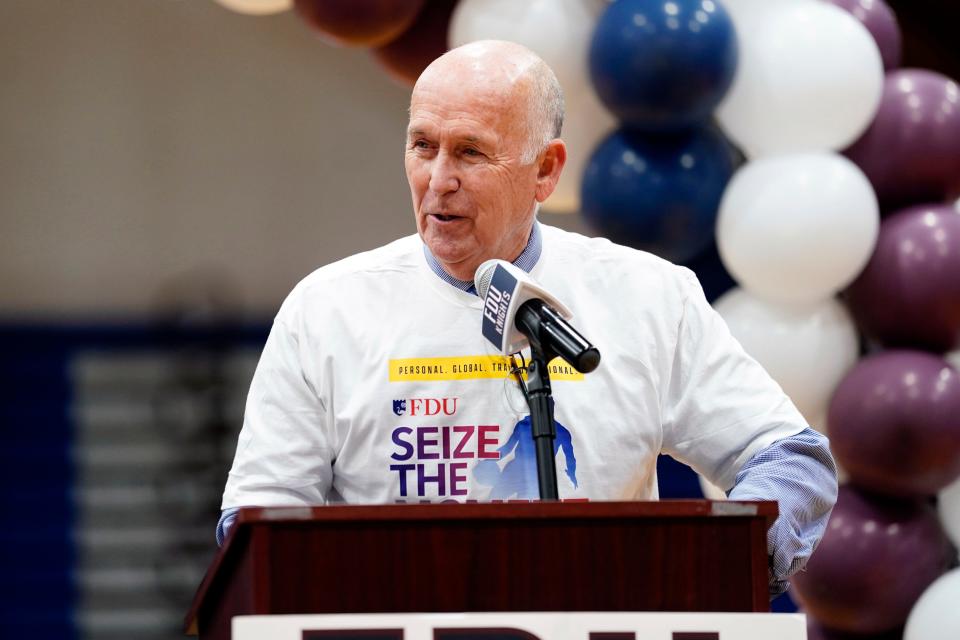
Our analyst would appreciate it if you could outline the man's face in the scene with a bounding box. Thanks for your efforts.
[405,72,541,281]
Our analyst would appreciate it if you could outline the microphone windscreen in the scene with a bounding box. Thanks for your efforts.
[473,259,503,298]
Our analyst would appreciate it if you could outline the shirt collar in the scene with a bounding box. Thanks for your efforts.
[422,221,543,295]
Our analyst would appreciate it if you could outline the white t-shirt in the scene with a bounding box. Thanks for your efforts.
[222,225,805,508]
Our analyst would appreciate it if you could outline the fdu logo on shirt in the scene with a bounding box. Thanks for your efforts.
[392,397,458,417]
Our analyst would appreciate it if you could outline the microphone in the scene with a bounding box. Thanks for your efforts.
[474,260,601,374]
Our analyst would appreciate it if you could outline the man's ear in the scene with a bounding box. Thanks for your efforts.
[534,138,567,203]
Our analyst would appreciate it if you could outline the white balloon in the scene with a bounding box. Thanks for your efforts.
[939,475,960,548]
[717,152,879,304]
[716,1,884,158]
[713,288,859,427]
[722,0,809,35]
[449,0,614,213]
[212,0,291,15]
[905,568,960,640]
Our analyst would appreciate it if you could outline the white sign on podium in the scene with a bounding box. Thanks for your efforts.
[233,612,807,639]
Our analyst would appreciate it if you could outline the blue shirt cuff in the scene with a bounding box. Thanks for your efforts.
[216,507,241,546]
[728,427,838,596]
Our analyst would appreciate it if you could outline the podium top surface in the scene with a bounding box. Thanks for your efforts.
[232,498,776,524]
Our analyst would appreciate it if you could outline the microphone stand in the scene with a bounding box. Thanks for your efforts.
[515,304,560,501]
[524,351,559,500]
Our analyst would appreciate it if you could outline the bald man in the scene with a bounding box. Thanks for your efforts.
[219,41,837,596]
[406,41,566,282]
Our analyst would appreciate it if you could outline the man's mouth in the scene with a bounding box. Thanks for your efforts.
[429,213,463,222]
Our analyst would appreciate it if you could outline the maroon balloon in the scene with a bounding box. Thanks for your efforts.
[827,351,960,496]
[825,0,901,71]
[294,0,426,47]
[844,69,960,208]
[791,485,952,634]
[372,0,457,88]
[845,204,960,352]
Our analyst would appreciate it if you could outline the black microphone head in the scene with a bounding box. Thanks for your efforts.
[577,347,601,374]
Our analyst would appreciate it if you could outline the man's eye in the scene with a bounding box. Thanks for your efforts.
[463,148,482,157]
[412,140,432,150]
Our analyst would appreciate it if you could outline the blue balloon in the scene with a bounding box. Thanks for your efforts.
[581,125,736,263]
[589,0,738,132]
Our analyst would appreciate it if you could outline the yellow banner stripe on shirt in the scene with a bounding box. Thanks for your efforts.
[389,355,584,382]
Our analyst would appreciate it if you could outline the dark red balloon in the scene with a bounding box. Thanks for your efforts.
[845,204,960,352]
[371,0,457,88]
[294,0,426,47]
[844,69,960,208]
[827,351,960,496]
[791,485,952,634]
[825,0,902,71]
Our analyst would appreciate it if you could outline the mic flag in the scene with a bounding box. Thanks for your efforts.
[474,259,580,358]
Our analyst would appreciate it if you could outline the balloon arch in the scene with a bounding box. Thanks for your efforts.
[214,0,960,636]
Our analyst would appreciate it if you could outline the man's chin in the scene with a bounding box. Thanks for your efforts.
[426,244,482,281]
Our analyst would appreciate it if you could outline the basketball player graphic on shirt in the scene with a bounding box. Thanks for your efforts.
[473,412,578,499]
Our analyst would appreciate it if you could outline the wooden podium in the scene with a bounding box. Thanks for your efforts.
[185,500,776,639]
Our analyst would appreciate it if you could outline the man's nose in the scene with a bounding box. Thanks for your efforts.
[428,150,460,195]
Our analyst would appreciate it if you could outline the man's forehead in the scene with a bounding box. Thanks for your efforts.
[406,108,505,147]
[413,70,522,111]
[408,82,522,134]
